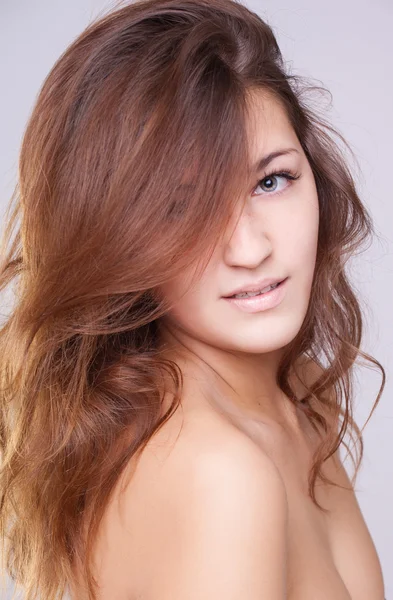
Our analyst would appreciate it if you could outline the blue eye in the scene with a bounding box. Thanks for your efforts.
[253,169,301,197]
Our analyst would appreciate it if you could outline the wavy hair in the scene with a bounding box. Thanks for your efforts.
[0,0,385,598]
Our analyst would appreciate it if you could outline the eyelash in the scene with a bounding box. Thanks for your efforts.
[253,168,301,197]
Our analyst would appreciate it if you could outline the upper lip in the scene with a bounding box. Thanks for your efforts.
[223,276,287,298]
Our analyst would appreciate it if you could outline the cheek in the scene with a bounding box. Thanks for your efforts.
[158,273,205,326]
[163,290,213,341]
[279,195,319,268]
[160,261,223,338]
[158,260,200,306]
[160,253,220,319]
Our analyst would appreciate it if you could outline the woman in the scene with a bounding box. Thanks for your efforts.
[0,0,386,598]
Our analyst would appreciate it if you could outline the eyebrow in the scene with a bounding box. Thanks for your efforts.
[252,147,299,173]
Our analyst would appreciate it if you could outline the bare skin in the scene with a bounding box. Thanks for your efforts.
[72,357,385,600]
[70,91,385,598]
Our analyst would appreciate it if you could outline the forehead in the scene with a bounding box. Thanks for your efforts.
[245,90,299,162]
[178,90,300,190]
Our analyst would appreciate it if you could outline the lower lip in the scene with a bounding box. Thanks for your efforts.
[223,278,288,313]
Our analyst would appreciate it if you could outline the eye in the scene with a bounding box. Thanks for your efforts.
[253,169,301,197]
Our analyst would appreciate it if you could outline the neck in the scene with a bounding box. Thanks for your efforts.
[157,322,302,428]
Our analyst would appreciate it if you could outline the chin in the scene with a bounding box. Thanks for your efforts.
[222,318,303,354]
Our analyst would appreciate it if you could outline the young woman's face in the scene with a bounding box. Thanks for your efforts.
[158,91,319,357]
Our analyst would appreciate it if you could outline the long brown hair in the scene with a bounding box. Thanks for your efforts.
[0,0,385,598]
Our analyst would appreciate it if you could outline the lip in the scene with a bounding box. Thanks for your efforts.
[223,276,288,299]
[223,277,288,313]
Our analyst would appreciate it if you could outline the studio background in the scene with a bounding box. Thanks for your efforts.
[0,0,392,598]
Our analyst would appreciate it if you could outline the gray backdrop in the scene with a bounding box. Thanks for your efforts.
[1,0,392,598]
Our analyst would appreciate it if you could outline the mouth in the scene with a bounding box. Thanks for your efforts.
[223,277,289,313]
[225,277,288,299]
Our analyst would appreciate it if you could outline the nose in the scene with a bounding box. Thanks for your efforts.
[223,209,272,268]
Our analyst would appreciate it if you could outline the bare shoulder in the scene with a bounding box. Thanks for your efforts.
[140,413,288,599]
[113,409,289,599]
[166,406,289,499]
[137,404,289,520]
[151,404,289,508]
